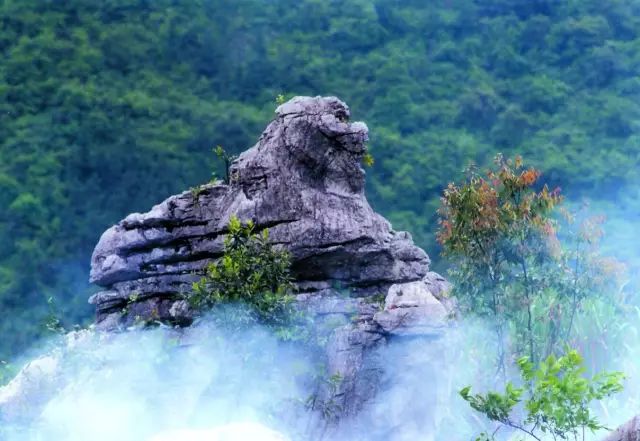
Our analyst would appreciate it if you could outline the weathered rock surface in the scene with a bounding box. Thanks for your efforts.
[90,96,432,330]
[374,275,451,337]
[0,356,59,422]
[86,96,451,416]
[604,416,640,441]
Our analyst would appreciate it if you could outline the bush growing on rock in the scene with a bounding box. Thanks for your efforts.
[190,215,296,332]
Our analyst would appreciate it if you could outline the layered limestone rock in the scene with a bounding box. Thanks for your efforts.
[87,95,451,415]
[90,96,436,327]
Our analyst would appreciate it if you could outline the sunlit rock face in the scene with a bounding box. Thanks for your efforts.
[374,277,451,337]
[87,96,452,416]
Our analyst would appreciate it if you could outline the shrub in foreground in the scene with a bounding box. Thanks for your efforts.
[461,348,624,441]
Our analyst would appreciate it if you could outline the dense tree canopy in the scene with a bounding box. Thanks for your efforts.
[1,0,639,359]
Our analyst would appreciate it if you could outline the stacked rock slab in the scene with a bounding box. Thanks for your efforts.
[89,96,451,414]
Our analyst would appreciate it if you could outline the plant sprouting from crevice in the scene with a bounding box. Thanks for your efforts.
[44,295,66,335]
[190,215,296,334]
[214,145,237,185]
[362,151,375,168]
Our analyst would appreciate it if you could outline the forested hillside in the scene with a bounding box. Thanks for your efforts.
[1,0,639,359]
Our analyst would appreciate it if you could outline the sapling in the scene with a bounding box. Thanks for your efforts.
[460,349,624,441]
[438,154,623,374]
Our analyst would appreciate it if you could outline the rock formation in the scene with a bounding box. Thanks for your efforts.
[604,416,640,441]
[89,96,437,327]
[87,96,451,415]
[0,96,443,427]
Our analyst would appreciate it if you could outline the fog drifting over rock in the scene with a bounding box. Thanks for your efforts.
[3,306,640,441]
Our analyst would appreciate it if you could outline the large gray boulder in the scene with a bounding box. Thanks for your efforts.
[86,96,451,416]
[1,97,451,431]
[89,96,433,329]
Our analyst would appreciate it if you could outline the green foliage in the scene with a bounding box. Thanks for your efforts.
[362,151,375,168]
[44,296,66,335]
[214,145,238,184]
[438,155,623,368]
[190,216,296,332]
[363,292,386,311]
[460,349,624,441]
[2,0,640,359]
[189,185,207,205]
[460,382,523,423]
[306,371,344,423]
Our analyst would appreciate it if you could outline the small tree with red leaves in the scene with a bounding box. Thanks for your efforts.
[438,154,621,375]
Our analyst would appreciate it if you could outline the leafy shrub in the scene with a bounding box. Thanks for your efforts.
[190,215,296,331]
[460,349,624,441]
[438,155,623,369]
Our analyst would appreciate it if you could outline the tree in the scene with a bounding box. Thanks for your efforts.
[438,155,622,372]
[460,349,624,441]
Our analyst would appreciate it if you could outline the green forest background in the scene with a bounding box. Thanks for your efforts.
[1,0,639,360]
